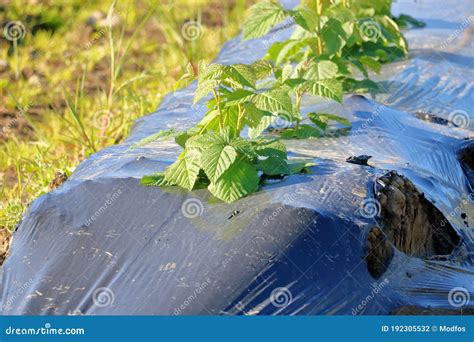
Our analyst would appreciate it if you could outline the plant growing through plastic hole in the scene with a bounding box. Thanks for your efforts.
[137,0,417,202]
[139,61,314,202]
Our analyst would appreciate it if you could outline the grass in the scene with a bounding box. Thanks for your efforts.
[0,0,251,233]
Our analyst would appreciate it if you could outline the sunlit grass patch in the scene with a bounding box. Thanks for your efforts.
[0,0,251,232]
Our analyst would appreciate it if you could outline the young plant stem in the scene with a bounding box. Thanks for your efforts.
[315,0,324,55]
[294,91,302,131]
[236,103,244,136]
[212,88,224,130]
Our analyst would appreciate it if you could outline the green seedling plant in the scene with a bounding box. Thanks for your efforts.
[139,0,416,203]
[140,61,313,202]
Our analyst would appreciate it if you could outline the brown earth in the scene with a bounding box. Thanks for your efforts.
[376,171,460,258]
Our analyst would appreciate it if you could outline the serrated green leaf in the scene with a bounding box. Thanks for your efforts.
[164,152,201,191]
[196,108,220,132]
[141,172,170,186]
[251,60,274,79]
[321,18,348,55]
[224,89,255,106]
[343,78,379,94]
[231,137,258,162]
[309,112,351,127]
[248,115,275,139]
[198,63,225,82]
[281,125,322,139]
[281,64,293,82]
[326,7,355,22]
[359,56,381,74]
[194,79,217,104]
[295,124,323,139]
[308,114,327,130]
[351,59,369,78]
[303,60,339,81]
[130,129,178,149]
[290,7,317,32]
[242,1,287,40]
[243,102,269,129]
[304,79,343,103]
[267,40,302,65]
[394,14,425,28]
[259,156,290,175]
[284,77,306,89]
[202,144,237,182]
[377,15,408,54]
[208,160,260,202]
[253,137,287,159]
[252,89,293,114]
[225,64,257,89]
[287,160,316,174]
[175,128,200,148]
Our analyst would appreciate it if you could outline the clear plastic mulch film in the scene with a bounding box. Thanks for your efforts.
[1,0,473,315]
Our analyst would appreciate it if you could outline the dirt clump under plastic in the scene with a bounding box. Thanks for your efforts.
[366,226,394,279]
[366,171,461,278]
[376,171,460,258]
[458,141,474,187]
